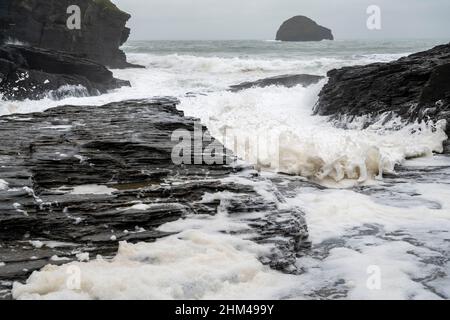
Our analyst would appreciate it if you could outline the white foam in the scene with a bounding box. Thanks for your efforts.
[69,185,118,195]
[5,43,450,300]
[286,171,450,299]
[12,178,302,300]
[0,179,8,190]
[14,171,450,300]
[178,84,447,182]
[404,155,450,167]
[45,85,91,100]
[126,203,152,211]
[131,53,341,75]
[2,50,435,186]
[291,185,450,244]
[0,52,404,117]
[28,241,78,249]
[76,253,90,262]
[5,39,28,46]
[12,230,297,300]
[50,256,70,262]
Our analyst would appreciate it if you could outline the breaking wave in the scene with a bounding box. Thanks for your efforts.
[178,82,447,183]
[45,85,92,101]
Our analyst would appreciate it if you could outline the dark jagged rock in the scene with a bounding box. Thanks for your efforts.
[2,0,139,68]
[0,0,11,45]
[276,16,333,42]
[315,43,450,151]
[229,74,324,92]
[0,98,309,299]
[0,44,130,100]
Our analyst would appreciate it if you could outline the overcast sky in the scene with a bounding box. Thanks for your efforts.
[113,0,450,40]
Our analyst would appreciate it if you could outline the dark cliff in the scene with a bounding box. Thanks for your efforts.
[2,0,136,68]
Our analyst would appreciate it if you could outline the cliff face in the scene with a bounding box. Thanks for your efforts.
[276,16,334,42]
[4,0,135,68]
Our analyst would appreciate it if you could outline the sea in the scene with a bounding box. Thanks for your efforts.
[2,39,450,299]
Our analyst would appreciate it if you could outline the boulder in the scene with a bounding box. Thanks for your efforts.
[229,74,324,92]
[3,0,139,68]
[314,43,450,150]
[276,16,334,42]
[0,44,130,100]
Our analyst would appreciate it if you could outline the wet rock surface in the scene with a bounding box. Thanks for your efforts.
[315,43,450,151]
[0,98,309,299]
[0,45,130,100]
[229,74,324,92]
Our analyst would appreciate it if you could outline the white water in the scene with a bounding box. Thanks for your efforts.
[2,48,446,182]
[3,40,450,300]
[13,157,450,300]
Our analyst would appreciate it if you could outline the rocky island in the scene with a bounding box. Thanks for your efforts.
[276,16,334,42]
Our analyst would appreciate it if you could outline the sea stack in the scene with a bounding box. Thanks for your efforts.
[3,0,136,68]
[276,16,334,42]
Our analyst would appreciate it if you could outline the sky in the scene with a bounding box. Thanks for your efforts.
[113,0,450,40]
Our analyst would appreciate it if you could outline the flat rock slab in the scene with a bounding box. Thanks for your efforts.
[229,74,324,92]
[0,98,309,299]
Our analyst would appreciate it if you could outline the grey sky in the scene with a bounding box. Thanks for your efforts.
[113,0,450,40]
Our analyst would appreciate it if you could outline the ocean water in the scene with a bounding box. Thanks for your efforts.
[2,40,450,299]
